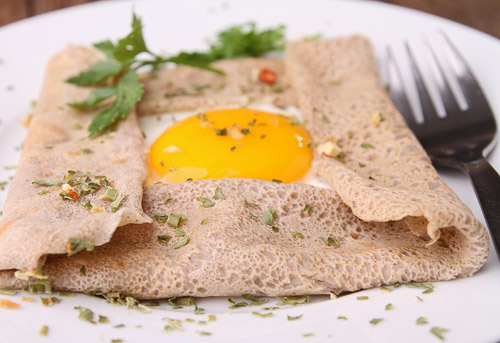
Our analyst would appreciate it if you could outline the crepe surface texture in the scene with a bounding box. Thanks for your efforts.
[0,36,489,298]
[0,46,151,270]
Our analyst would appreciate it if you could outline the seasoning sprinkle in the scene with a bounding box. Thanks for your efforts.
[252,311,273,318]
[287,314,303,321]
[110,193,126,212]
[174,229,185,237]
[385,303,393,311]
[337,316,348,320]
[361,143,374,149]
[416,317,428,325]
[74,306,94,322]
[201,218,209,225]
[320,236,340,248]
[356,296,369,300]
[164,197,174,204]
[430,327,449,341]
[303,203,312,216]
[39,325,48,336]
[263,209,276,226]
[370,318,384,325]
[67,237,94,256]
[213,186,225,200]
[157,234,172,243]
[244,199,259,207]
[167,213,187,228]
[197,196,215,207]
[173,236,189,249]
[79,265,87,276]
[291,232,304,239]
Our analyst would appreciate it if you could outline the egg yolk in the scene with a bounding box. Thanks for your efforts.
[149,108,313,183]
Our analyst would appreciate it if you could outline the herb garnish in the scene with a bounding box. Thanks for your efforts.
[67,238,94,256]
[39,325,48,336]
[291,232,304,239]
[201,218,209,225]
[173,236,189,249]
[276,295,309,306]
[263,209,276,226]
[356,296,369,300]
[430,327,449,340]
[157,234,172,243]
[287,314,303,321]
[385,303,393,311]
[252,311,273,318]
[320,236,340,248]
[244,199,259,207]
[370,318,384,325]
[361,143,374,149]
[416,317,428,325]
[0,289,18,296]
[167,213,187,228]
[303,203,312,216]
[213,186,225,200]
[197,196,215,207]
[74,306,94,322]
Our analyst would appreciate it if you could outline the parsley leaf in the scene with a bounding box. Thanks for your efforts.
[66,60,123,86]
[68,86,116,109]
[88,71,143,137]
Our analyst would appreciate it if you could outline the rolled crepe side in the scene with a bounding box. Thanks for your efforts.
[0,46,151,270]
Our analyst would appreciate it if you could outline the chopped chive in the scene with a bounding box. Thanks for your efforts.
[430,327,449,340]
[287,314,303,321]
[164,197,174,204]
[291,232,304,239]
[201,218,208,225]
[416,317,428,325]
[173,236,189,249]
[252,311,273,318]
[158,234,172,243]
[174,229,185,237]
[370,318,383,325]
[385,303,393,311]
[356,296,369,300]
[361,143,374,149]
[213,186,225,200]
[303,203,312,216]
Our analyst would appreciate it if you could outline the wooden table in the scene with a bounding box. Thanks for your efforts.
[1,0,499,39]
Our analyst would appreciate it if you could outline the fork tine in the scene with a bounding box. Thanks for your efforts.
[440,31,491,108]
[423,38,461,114]
[386,46,416,126]
[405,42,440,122]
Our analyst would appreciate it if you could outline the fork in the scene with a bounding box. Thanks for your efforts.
[387,33,500,259]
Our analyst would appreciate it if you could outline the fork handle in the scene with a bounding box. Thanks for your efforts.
[462,157,500,258]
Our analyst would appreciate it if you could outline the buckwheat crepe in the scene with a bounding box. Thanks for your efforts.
[0,36,489,297]
[0,46,151,270]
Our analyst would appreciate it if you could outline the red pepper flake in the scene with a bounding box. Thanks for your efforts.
[258,68,277,85]
[66,189,79,200]
[66,242,72,255]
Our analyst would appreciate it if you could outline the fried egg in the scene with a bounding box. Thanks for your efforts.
[140,105,321,186]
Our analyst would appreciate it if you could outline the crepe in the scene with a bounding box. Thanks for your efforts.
[0,46,151,271]
[0,36,489,297]
[137,58,294,115]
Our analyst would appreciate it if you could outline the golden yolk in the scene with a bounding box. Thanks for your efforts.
[149,108,313,183]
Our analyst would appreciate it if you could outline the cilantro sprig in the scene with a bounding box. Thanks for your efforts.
[67,13,286,137]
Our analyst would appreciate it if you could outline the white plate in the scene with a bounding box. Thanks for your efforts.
[0,1,499,342]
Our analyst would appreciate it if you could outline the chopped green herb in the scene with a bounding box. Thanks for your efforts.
[320,236,340,248]
[110,193,126,212]
[242,294,269,306]
[241,128,250,135]
[104,187,118,201]
[32,180,59,187]
[361,143,374,149]
[81,148,93,154]
[271,179,283,183]
[287,314,303,321]
[74,306,94,322]
[79,265,87,276]
[406,282,434,290]
[423,289,434,294]
[173,236,189,249]
[196,331,212,336]
[271,226,279,232]
[40,296,61,306]
[252,311,273,318]
[214,128,227,136]
[154,213,168,223]
[370,318,384,325]
[197,196,215,207]
[167,213,187,228]
[157,234,172,243]
[39,325,48,336]
[67,237,94,256]
[263,209,276,225]
[356,296,369,300]
[244,199,259,207]
[201,218,209,225]
[430,327,449,340]
[174,228,185,237]
[385,303,393,311]
[113,324,125,328]
[380,286,393,292]
[368,176,376,180]
[337,316,348,320]
[291,232,304,239]
[320,114,329,123]
[164,197,174,204]
[208,315,216,322]
[358,162,366,168]
[276,295,309,306]
[213,186,225,200]
[302,333,315,338]
[111,340,123,343]
[303,203,312,215]
[417,296,424,302]
[230,146,236,152]
[98,315,109,324]
[262,307,280,311]
[417,317,428,325]
[81,200,92,210]
[198,320,207,325]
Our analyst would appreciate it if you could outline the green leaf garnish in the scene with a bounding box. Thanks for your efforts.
[276,295,309,306]
[88,71,143,137]
[68,87,115,109]
[303,203,312,215]
[213,186,225,200]
[167,213,187,228]
[263,209,276,226]
[66,60,123,86]
[430,327,449,340]
[74,306,94,322]
[385,303,393,311]
[93,40,116,58]
[39,325,48,336]
[287,314,303,321]
[154,213,168,223]
[110,193,126,212]
[252,311,273,318]
[320,236,340,248]
[370,318,383,325]
[291,232,304,239]
[416,317,428,325]
[200,218,208,225]
[197,196,215,207]
[356,296,369,300]
[173,236,189,249]
[174,229,185,237]
[361,142,374,149]
[0,289,18,296]
[157,234,172,243]
[67,237,94,256]
[244,199,259,207]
